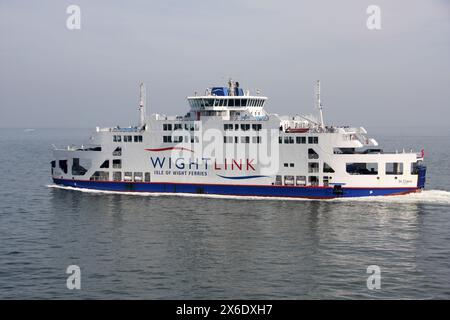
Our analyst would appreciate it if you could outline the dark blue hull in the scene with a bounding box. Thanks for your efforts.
[53,179,419,199]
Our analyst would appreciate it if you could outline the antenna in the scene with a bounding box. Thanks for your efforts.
[139,82,146,128]
[316,80,325,130]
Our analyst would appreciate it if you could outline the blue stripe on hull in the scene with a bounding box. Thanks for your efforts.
[53,179,418,198]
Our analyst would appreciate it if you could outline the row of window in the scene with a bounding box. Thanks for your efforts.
[113,135,143,143]
[346,162,405,175]
[282,162,335,172]
[224,123,263,131]
[189,98,265,108]
[99,159,122,169]
[163,136,200,143]
[223,136,262,144]
[90,171,152,182]
[200,110,227,117]
[278,162,405,175]
[275,175,328,187]
[280,136,318,144]
[163,123,200,131]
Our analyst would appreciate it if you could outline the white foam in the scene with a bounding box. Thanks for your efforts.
[332,189,450,205]
[46,184,450,205]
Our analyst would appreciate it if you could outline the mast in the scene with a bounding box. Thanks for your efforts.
[316,80,325,130]
[139,82,146,128]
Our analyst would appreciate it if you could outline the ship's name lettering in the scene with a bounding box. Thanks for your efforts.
[150,157,256,171]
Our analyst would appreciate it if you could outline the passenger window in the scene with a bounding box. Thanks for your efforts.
[58,160,68,174]
[113,159,121,169]
[308,176,319,186]
[386,162,403,175]
[100,160,109,168]
[134,172,143,182]
[296,176,306,186]
[346,163,378,175]
[275,175,282,186]
[113,172,122,181]
[323,162,335,173]
[124,172,132,181]
[284,175,294,186]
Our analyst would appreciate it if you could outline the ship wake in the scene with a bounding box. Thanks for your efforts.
[46,185,450,205]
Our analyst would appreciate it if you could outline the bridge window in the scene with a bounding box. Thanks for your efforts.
[204,99,214,107]
[173,136,183,143]
[113,135,122,142]
[296,136,306,144]
[386,162,403,175]
[174,123,182,130]
[228,99,235,107]
[224,124,233,131]
[284,136,294,144]
[308,136,319,144]
[124,135,132,142]
[252,124,262,131]
[163,136,172,143]
[134,135,143,142]
[346,163,378,175]
[163,123,172,131]
[240,124,250,131]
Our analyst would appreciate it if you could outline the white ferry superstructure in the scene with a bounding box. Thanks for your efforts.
[51,80,426,199]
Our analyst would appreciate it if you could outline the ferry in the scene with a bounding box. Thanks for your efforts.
[51,80,426,199]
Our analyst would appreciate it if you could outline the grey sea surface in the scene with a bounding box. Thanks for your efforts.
[0,128,449,299]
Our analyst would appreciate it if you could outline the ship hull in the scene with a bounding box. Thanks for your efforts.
[53,178,419,199]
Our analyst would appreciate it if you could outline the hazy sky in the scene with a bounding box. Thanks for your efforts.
[0,0,449,130]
